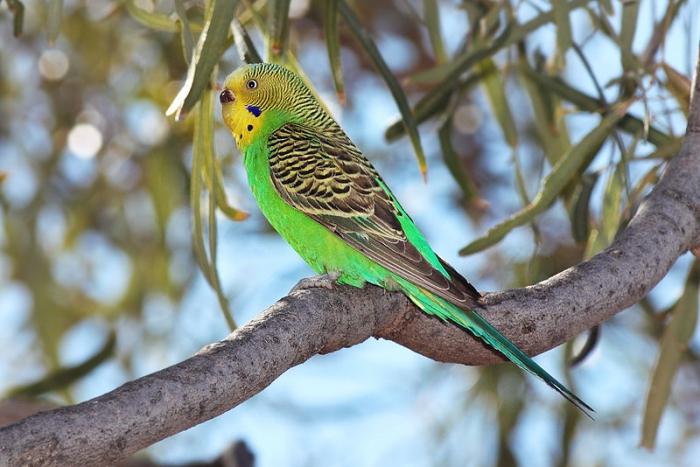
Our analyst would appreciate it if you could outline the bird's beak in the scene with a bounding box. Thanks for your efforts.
[219,89,236,104]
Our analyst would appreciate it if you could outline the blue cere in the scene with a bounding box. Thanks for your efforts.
[246,105,262,117]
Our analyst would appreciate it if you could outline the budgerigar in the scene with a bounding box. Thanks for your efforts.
[219,63,592,415]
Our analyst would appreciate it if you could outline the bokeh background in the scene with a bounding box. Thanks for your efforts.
[1,0,699,465]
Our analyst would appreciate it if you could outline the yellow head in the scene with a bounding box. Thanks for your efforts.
[220,63,328,152]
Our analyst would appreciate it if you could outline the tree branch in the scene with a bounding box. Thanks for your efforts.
[2,47,700,467]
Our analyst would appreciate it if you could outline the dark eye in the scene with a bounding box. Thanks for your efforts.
[219,89,235,104]
[246,79,258,90]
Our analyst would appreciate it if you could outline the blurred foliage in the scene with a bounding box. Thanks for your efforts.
[0,0,698,465]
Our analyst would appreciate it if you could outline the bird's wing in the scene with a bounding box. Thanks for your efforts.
[267,122,480,308]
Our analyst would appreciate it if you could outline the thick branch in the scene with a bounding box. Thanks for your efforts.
[2,48,700,467]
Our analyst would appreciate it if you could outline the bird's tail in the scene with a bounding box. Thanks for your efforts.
[395,278,594,417]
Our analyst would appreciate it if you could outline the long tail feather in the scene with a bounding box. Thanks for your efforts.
[397,278,594,417]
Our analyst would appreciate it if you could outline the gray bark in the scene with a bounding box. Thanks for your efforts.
[1,46,699,467]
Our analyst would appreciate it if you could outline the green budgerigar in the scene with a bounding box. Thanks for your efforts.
[220,63,592,415]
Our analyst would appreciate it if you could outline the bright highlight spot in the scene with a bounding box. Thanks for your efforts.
[453,104,482,135]
[290,0,311,18]
[38,49,69,81]
[68,124,103,159]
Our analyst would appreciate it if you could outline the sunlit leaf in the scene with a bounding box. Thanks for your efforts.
[339,1,427,178]
[662,62,691,115]
[268,0,291,59]
[323,0,345,103]
[642,262,700,449]
[459,103,629,256]
[166,0,239,119]
[5,331,116,398]
[47,0,63,44]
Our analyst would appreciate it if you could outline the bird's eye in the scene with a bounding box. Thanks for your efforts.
[246,79,258,90]
[219,89,235,104]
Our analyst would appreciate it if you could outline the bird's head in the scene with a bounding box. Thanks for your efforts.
[220,63,323,152]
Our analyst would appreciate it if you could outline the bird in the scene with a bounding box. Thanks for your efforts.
[219,62,592,415]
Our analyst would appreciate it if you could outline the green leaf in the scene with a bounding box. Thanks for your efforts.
[166,0,239,119]
[520,66,672,147]
[641,262,700,449]
[517,56,571,165]
[5,331,116,398]
[662,62,691,115]
[477,58,518,148]
[174,0,195,64]
[619,0,640,74]
[5,0,24,37]
[598,0,613,15]
[323,0,345,103]
[553,0,573,66]
[124,0,189,33]
[192,90,237,331]
[569,172,598,243]
[232,19,263,64]
[459,103,629,256]
[268,0,291,60]
[423,0,447,63]
[339,1,427,178]
[47,0,63,44]
[600,164,624,245]
[389,0,591,141]
[438,116,479,201]
[385,70,488,141]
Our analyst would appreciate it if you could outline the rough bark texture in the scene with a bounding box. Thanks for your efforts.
[1,47,699,467]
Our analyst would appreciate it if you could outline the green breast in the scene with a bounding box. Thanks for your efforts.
[243,142,387,287]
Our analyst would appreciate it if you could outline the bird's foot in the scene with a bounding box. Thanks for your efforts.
[292,272,340,293]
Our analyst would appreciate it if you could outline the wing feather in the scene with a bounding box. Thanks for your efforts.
[267,123,480,307]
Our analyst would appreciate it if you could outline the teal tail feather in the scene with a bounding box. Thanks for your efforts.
[395,278,594,417]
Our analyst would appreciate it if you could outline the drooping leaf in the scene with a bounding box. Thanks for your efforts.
[569,172,598,243]
[423,0,447,63]
[174,0,195,64]
[166,0,239,119]
[619,0,640,75]
[339,1,427,178]
[438,116,479,202]
[520,66,672,147]
[5,0,24,36]
[641,262,700,449]
[192,90,238,331]
[662,62,691,115]
[385,70,489,141]
[268,0,291,60]
[552,0,573,67]
[478,58,518,148]
[459,103,629,255]
[5,331,116,398]
[232,19,263,64]
[323,0,345,103]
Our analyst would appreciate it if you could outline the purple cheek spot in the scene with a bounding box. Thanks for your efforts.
[246,105,262,117]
